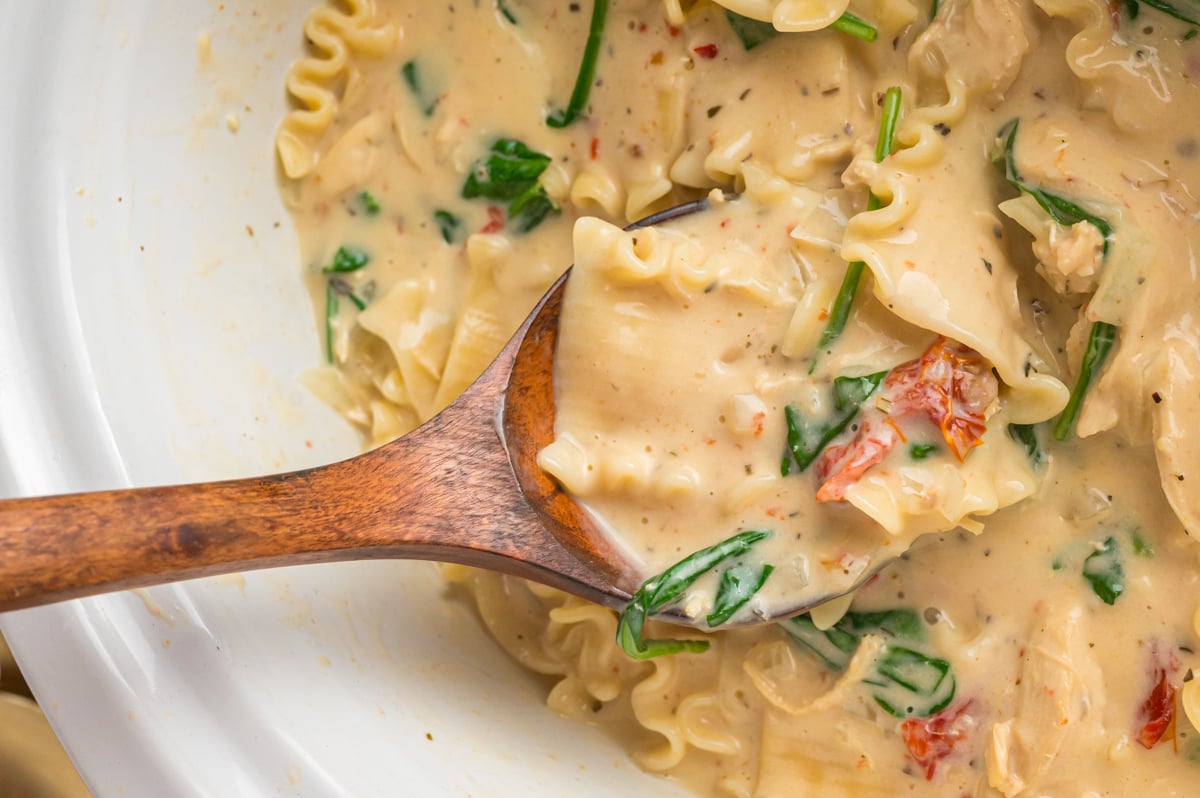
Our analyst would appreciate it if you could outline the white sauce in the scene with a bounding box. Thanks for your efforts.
[277,0,1200,793]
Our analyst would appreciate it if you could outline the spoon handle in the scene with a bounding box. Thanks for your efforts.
[0,344,614,612]
[0,462,360,610]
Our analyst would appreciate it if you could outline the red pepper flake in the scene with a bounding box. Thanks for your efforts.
[665,20,681,37]
[590,136,600,160]
[637,21,647,32]
[481,205,505,234]
[902,700,975,780]
[751,411,766,438]
[693,43,719,59]
[1136,668,1177,749]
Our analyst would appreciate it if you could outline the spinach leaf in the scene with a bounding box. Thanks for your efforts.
[783,370,887,473]
[707,563,773,626]
[1007,423,1043,467]
[324,282,337,364]
[785,608,954,718]
[830,10,878,39]
[996,119,1113,249]
[784,614,862,670]
[910,443,937,460]
[814,87,902,358]
[1131,529,1154,558]
[724,9,778,49]
[401,60,440,117]
[1053,321,1117,441]
[616,530,771,659]
[783,608,923,671]
[1083,536,1125,605]
[463,139,551,201]
[357,191,381,216]
[1127,0,1200,25]
[328,276,367,311]
[841,608,924,640]
[434,209,461,244]
[870,647,956,718]
[496,0,518,24]
[834,372,889,411]
[323,274,368,364]
[507,183,558,233]
[546,0,609,127]
[462,139,560,234]
[322,245,370,274]
[724,8,878,48]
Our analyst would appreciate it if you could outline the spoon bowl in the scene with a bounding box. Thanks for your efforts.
[0,198,887,625]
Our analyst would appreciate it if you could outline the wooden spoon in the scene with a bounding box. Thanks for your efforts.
[0,201,721,616]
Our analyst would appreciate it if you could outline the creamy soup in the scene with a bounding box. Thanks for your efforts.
[276,0,1200,794]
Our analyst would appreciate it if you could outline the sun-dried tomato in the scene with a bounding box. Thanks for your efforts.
[883,338,995,460]
[901,700,975,780]
[815,422,899,501]
[1136,668,1177,749]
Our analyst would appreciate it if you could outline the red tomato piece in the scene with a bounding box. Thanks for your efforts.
[815,421,899,502]
[901,700,975,780]
[1136,668,1177,749]
[883,338,996,460]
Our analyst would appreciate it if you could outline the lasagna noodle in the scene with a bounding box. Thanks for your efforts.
[276,0,397,179]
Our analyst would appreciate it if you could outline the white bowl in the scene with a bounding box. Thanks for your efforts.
[0,4,687,795]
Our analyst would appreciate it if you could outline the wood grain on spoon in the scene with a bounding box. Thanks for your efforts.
[0,268,638,614]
